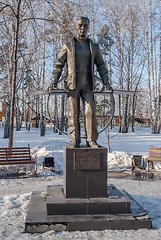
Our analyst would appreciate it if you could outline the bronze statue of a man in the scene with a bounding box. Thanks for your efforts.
[49,16,112,148]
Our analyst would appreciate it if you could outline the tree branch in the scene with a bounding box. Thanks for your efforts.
[19,17,58,25]
[0,2,16,16]
[44,0,59,14]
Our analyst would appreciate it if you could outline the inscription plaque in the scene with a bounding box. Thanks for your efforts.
[74,152,100,170]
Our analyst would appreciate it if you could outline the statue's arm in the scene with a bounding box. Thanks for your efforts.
[51,44,67,87]
[95,45,111,89]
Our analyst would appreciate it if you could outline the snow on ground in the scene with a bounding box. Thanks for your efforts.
[0,126,161,239]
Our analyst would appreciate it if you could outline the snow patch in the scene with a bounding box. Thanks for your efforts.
[108,151,132,170]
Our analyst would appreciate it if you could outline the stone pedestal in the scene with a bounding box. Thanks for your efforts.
[63,146,107,198]
[25,186,152,233]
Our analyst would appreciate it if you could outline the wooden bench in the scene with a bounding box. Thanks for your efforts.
[0,145,37,175]
[144,147,161,171]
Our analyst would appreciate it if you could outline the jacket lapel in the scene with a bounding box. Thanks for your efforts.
[89,39,94,63]
[89,38,95,90]
[71,37,76,87]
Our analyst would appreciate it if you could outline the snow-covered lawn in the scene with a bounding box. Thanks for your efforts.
[0,126,161,239]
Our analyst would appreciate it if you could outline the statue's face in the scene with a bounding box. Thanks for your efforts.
[75,19,89,38]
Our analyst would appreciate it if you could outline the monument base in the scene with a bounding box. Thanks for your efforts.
[25,184,152,233]
[25,146,151,233]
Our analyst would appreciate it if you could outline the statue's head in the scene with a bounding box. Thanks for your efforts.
[75,16,90,38]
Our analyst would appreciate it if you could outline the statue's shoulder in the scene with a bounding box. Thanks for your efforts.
[63,37,75,48]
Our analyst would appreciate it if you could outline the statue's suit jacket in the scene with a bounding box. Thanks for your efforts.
[52,37,109,91]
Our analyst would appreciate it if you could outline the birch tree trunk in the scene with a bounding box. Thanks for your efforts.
[118,38,124,133]
[122,46,130,133]
[131,93,136,132]
[15,96,21,131]
[157,17,161,133]
[59,95,65,135]
[40,0,46,136]
[3,21,14,138]
[91,0,95,41]
[53,95,58,133]
[3,97,10,138]
[27,101,33,131]
[9,0,22,148]
[20,79,25,129]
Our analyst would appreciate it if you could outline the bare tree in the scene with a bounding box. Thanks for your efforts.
[138,0,161,133]
[100,0,147,133]
[0,1,38,146]
[0,0,55,143]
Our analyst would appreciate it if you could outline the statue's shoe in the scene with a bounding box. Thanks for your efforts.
[87,141,100,148]
[71,143,80,148]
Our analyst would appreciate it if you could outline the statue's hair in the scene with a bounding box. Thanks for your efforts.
[75,16,90,25]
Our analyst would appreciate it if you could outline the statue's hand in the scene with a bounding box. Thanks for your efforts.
[103,84,113,92]
[48,82,57,93]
